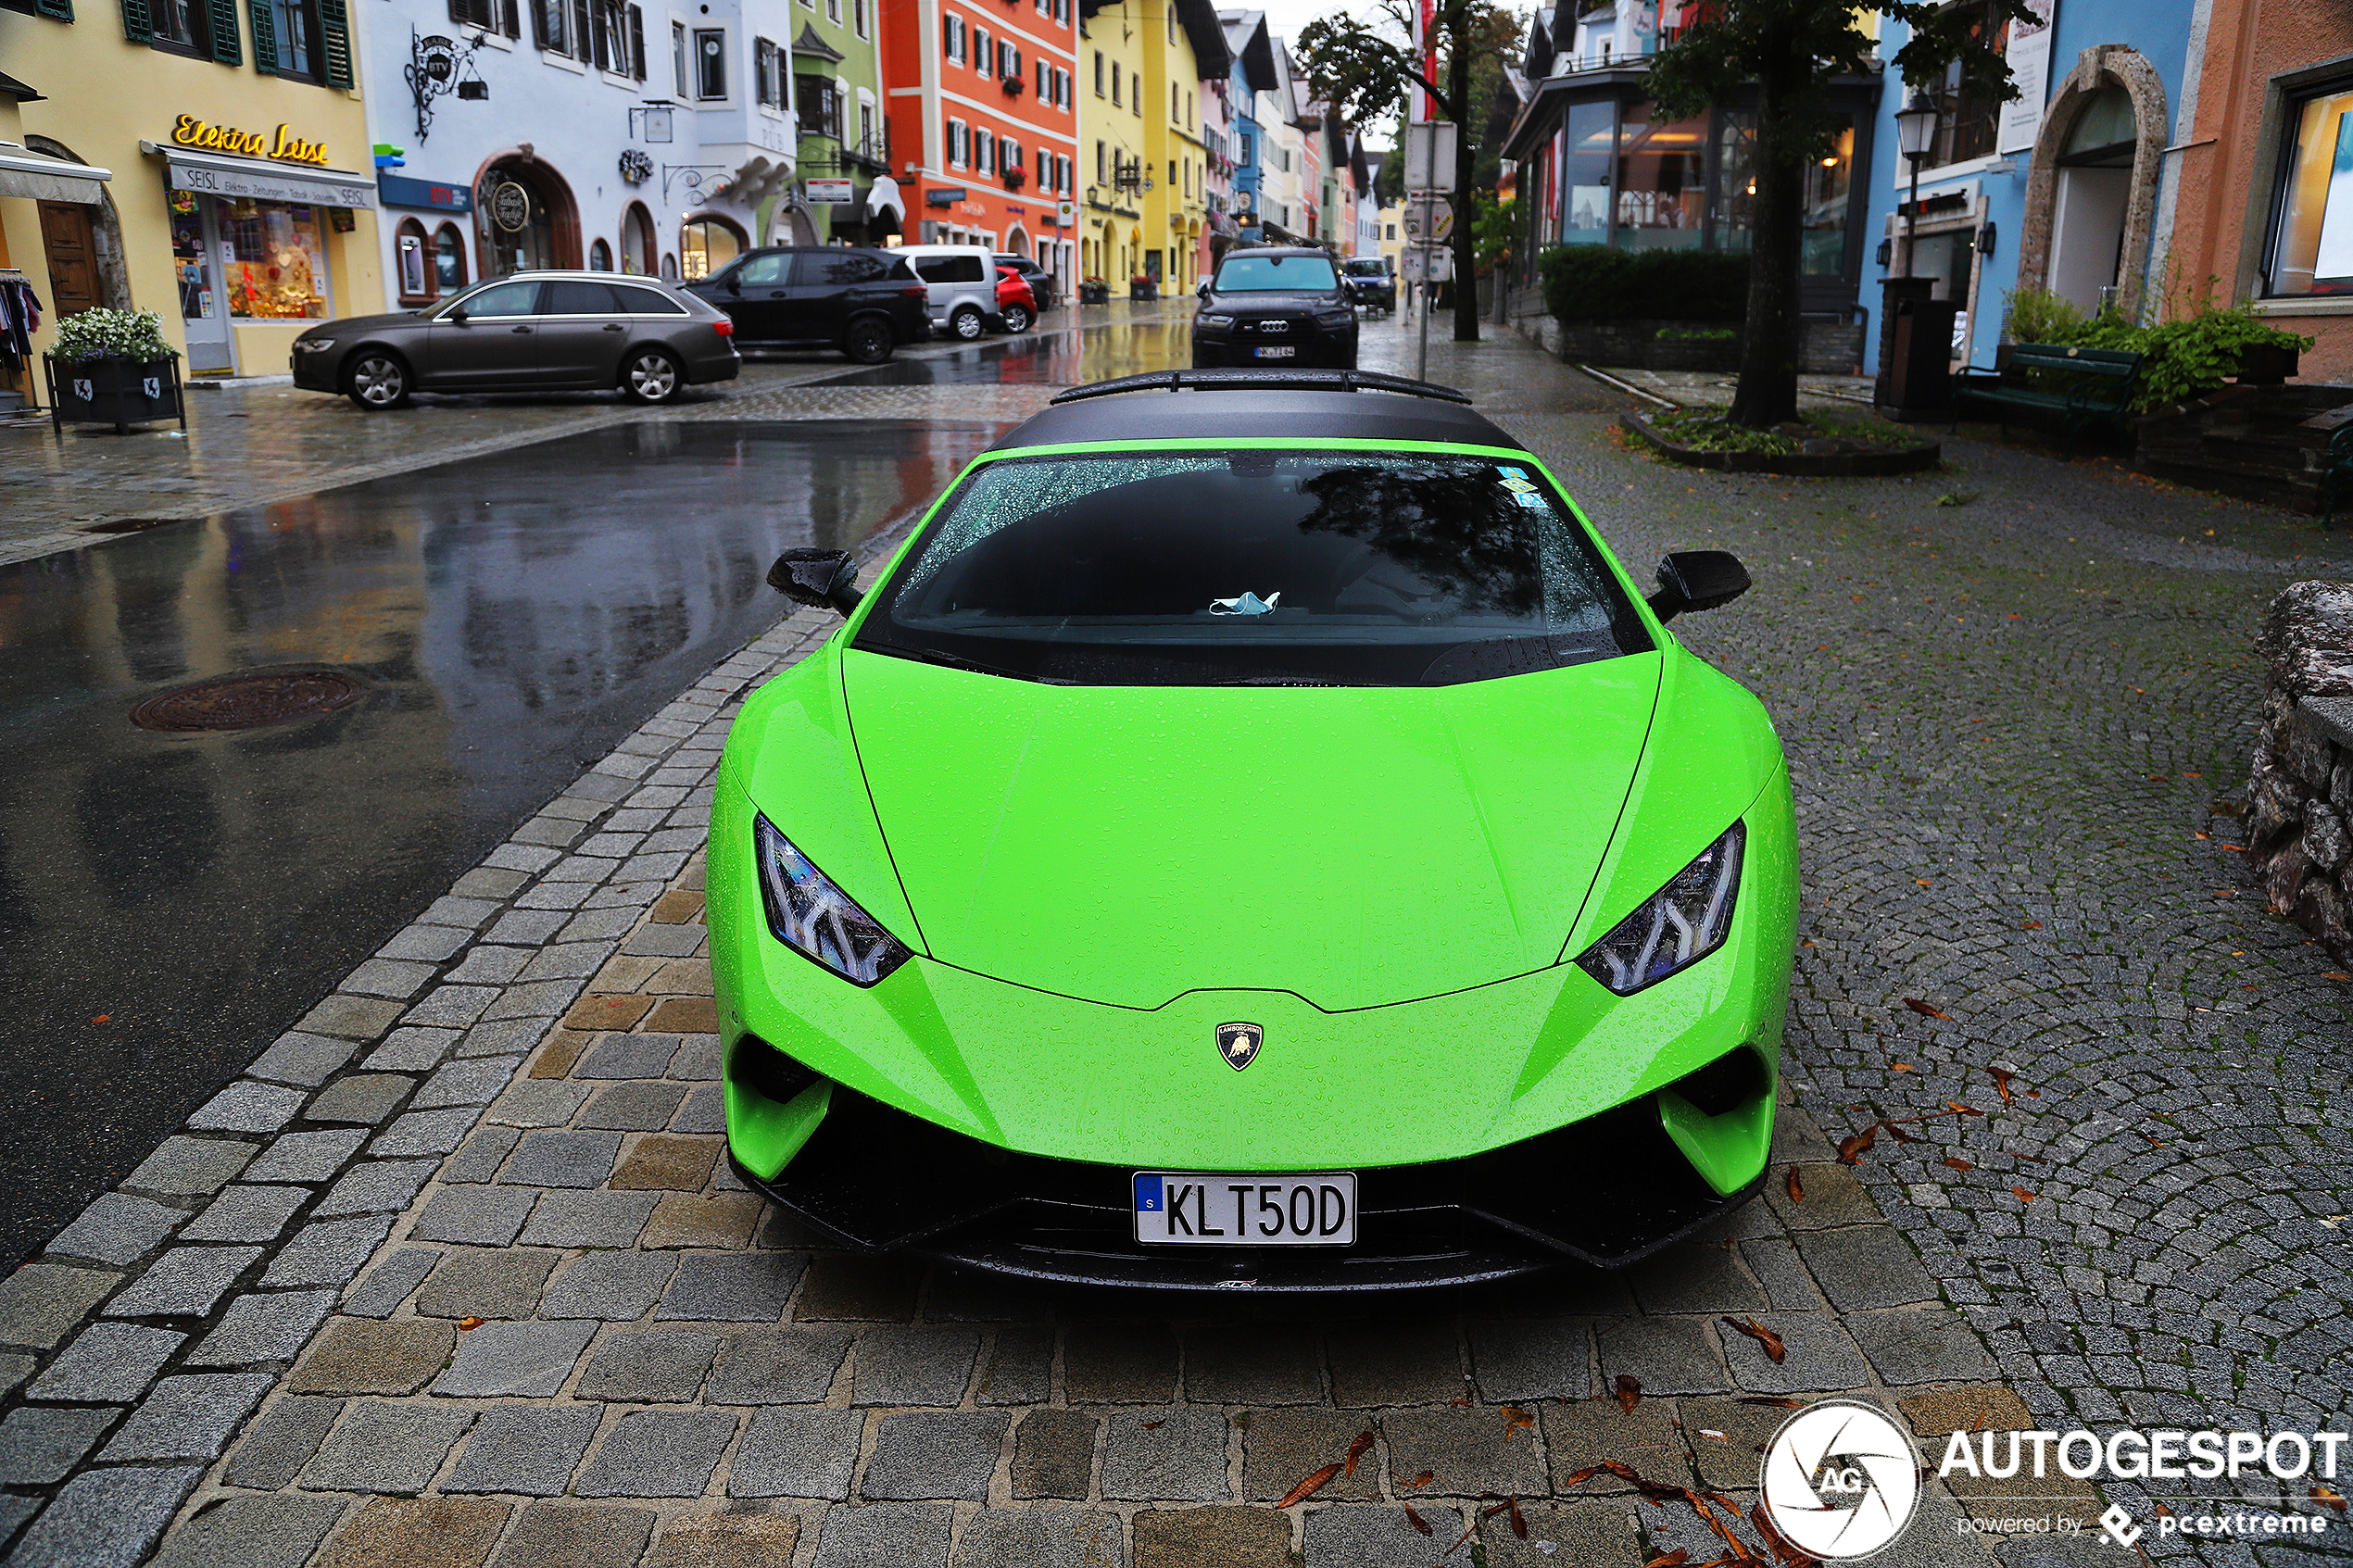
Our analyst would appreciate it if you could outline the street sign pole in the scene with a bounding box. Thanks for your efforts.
[1416,188,1433,382]
[1402,122,1456,383]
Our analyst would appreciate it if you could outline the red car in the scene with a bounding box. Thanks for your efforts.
[994,266,1037,334]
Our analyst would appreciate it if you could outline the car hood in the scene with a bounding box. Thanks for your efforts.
[307,311,424,337]
[839,648,1663,1010]
[1205,291,1341,311]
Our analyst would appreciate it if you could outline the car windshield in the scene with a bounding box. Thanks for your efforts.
[1214,255,1340,292]
[852,449,1650,687]
[1343,261,1386,276]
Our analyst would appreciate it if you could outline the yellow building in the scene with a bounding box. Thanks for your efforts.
[1075,0,1223,290]
[0,0,383,390]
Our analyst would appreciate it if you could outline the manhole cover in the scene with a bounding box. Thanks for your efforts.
[129,670,367,733]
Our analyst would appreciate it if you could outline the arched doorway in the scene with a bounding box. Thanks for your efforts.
[1005,225,1031,258]
[679,215,747,280]
[478,154,582,274]
[27,134,132,317]
[620,204,656,275]
[2017,46,2167,320]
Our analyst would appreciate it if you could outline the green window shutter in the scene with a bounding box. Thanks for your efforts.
[246,0,277,72]
[120,0,152,42]
[318,0,351,85]
[35,0,75,20]
[208,0,241,62]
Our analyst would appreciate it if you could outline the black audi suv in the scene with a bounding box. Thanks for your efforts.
[1189,247,1359,370]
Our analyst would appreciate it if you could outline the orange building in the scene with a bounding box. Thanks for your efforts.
[2160,0,2353,381]
[881,0,1080,287]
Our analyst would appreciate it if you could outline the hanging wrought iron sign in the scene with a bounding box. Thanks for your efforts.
[406,30,487,144]
[489,182,532,231]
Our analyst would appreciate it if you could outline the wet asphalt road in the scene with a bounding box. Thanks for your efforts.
[0,420,1001,1268]
[809,316,1193,386]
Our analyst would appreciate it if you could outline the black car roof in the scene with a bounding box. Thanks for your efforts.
[990,373,1527,453]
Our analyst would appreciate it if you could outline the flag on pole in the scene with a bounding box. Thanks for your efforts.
[1413,0,1435,123]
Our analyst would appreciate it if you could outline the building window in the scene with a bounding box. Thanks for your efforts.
[2265,80,2353,296]
[1926,0,2010,168]
[943,13,963,61]
[1171,82,1179,121]
[1000,40,1017,79]
[859,99,875,151]
[218,198,330,317]
[1054,66,1068,106]
[755,39,779,106]
[949,119,969,166]
[1095,139,1105,184]
[271,0,321,76]
[825,0,838,21]
[694,27,725,97]
[1111,60,1120,106]
[434,223,469,289]
[673,19,686,93]
[975,26,991,76]
[147,0,213,53]
[853,0,868,38]
[976,130,994,174]
[590,0,637,74]
[680,215,745,279]
[797,73,843,136]
[1385,222,1396,240]
[590,237,613,270]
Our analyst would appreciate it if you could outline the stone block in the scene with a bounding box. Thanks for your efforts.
[28,1321,183,1401]
[315,1159,437,1216]
[1186,1327,1322,1404]
[1012,1409,1100,1499]
[124,1136,257,1197]
[244,1129,367,1184]
[461,1017,552,1060]
[658,1251,804,1321]
[147,1494,351,1568]
[298,993,408,1039]
[1672,1397,1793,1492]
[862,1411,1009,1500]
[1304,1505,1464,1568]
[543,1252,680,1321]
[417,1248,560,1320]
[265,1215,396,1287]
[1625,1243,1771,1314]
[432,1319,597,1398]
[443,1406,603,1497]
[445,946,532,985]
[1594,1315,1731,1397]
[1793,1225,1939,1310]
[1131,1507,1289,1568]
[646,1512,802,1568]
[226,1397,343,1489]
[502,1129,624,1187]
[248,1033,360,1087]
[515,1188,661,1248]
[808,1502,953,1568]
[1541,1394,1684,1493]
[412,1186,538,1246]
[297,1399,476,1493]
[443,1126,522,1184]
[0,1406,118,1484]
[106,1246,260,1318]
[730,1406,863,1500]
[577,1032,685,1078]
[186,1084,308,1136]
[1064,1323,1178,1404]
[1100,1406,1228,1502]
[5,1464,202,1568]
[705,1326,854,1403]
[366,1025,462,1072]
[1845,1307,1999,1385]
[577,1329,721,1402]
[371,1108,486,1159]
[1478,1499,1641,1567]
[1766,1162,1886,1231]
[952,1510,1128,1568]
[1741,1236,1824,1311]
[185,1288,335,1367]
[1466,1319,1591,1402]
[414,1057,523,1110]
[1717,1311,1872,1395]
[1240,1407,1381,1502]
[797,1254,926,1322]
[1327,1320,1466,1407]
[673,1084,728,1133]
[182,1184,308,1244]
[1378,1403,1545,1499]
[311,1497,510,1568]
[573,1409,739,1498]
[852,1324,982,1406]
[977,1326,1055,1405]
[563,995,655,1033]
[611,1133,720,1190]
[641,1191,763,1249]
[97,1371,274,1461]
[343,1246,442,1318]
[380,922,473,962]
[289,1317,456,1396]
[46,1191,185,1265]
[485,1503,656,1568]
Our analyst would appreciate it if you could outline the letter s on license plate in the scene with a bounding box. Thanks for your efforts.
[1132,1173,1355,1245]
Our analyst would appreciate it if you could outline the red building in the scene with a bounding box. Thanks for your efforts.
[880,0,1080,287]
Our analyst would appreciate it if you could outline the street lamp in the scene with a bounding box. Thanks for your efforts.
[1893,90,1939,277]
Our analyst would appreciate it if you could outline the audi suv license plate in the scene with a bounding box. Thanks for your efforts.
[1132,1172,1356,1245]
[1253,345,1297,359]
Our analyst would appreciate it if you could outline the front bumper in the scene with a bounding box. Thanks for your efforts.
[728,1066,1768,1291]
[1192,320,1358,368]
[290,349,339,392]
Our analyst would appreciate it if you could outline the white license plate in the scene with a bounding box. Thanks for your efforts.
[1132,1172,1356,1245]
[1253,345,1297,359]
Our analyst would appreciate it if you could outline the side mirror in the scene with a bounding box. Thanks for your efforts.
[725,272,743,295]
[1196,279,1211,297]
[1647,550,1751,622]
[446,307,468,324]
[768,547,862,614]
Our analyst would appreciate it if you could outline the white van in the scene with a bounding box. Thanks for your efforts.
[888,245,1004,340]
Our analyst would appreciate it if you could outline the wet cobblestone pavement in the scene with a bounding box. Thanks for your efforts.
[2,310,2350,1565]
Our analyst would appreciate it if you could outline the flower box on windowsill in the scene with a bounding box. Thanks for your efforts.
[43,355,186,436]
[1001,75,1025,94]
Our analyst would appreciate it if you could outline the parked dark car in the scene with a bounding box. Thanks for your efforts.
[994,253,1058,311]
[683,246,932,363]
[1190,248,1359,370]
[291,272,739,409]
[1341,257,1396,316]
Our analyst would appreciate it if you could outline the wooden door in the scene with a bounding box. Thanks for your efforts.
[38,202,99,318]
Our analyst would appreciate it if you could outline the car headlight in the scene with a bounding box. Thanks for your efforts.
[753,814,912,986]
[1315,308,1356,328]
[1573,822,1744,996]
[1198,312,1233,327]
[295,338,336,352]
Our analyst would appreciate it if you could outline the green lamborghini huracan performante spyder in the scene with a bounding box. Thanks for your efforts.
[708,369,1798,1291]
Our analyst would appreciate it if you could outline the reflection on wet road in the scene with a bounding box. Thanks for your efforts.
[811,318,1192,387]
[0,420,998,1267]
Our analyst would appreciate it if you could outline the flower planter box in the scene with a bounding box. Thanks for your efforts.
[1078,282,1111,305]
[2235,342,2301,385]
[44,355,185,435]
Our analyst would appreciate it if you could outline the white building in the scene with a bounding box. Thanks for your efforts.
[360,0,804,305]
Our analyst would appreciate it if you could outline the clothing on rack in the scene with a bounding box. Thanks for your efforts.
[0,276,44,371]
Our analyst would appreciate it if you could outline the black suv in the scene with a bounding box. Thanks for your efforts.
[1190,248,1359,370]
[994,254,1058,311]
[1340,257,1396,316]
[683,246,931,363]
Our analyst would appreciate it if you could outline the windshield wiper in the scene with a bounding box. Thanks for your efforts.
[875,646,1063,684]
[1207,675,1370,687]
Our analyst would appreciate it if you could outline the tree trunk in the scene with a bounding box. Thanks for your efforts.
[1728,19,1804,427]
[1448,5,1479,344]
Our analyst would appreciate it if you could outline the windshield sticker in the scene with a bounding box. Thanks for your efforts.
[1209,591,1283,616]
[1496,470,1539,493]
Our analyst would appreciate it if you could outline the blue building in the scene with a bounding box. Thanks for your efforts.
[1860,0,2197,374]
[1218,9,1277,245]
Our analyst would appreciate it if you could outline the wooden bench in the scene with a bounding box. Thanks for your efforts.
[1953,343,2144,453]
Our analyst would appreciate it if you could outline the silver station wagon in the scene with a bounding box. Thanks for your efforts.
[290,270,741,410]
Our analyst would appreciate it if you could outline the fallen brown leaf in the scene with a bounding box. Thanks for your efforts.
[1398,1470,1434,1490]
[1944,1157,1972,1172]
[1557,1464,1602,1487]
[1645,1552,1692,1568]
[2314,1485,2347,1513]
[456,1316,484,1331]
[1751,1500,1818,1568]
[1722,1315,1788,1364]
[2155,1504,2174,1518]
[1947,1101,1984,1116]
[2021,920,2042,928]
[1890,1061,1915,1073]
[1343,1428,1375,1475]
[1785,1167,1804,1204]
[1836,1124,1880,1165]
[1140,1420,1164,1430]
[1274,1462,1341,1509]
[1990,1068,2013,1105]
[1903,997,1950,1019]
[1616,1374,1642,1414]
[2325,972,2353,982]
[1402,1501,1433,1535]
[1883,1121,1918,1144]
[2011,1185,2037,1203]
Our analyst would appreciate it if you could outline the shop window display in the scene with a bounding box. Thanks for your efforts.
[218,198,331,319]
[2267,82,2353,297]
[434,226,468,292]
[170,196,221,323]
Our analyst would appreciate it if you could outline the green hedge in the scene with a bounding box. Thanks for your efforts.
[1538,245,1751,323]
